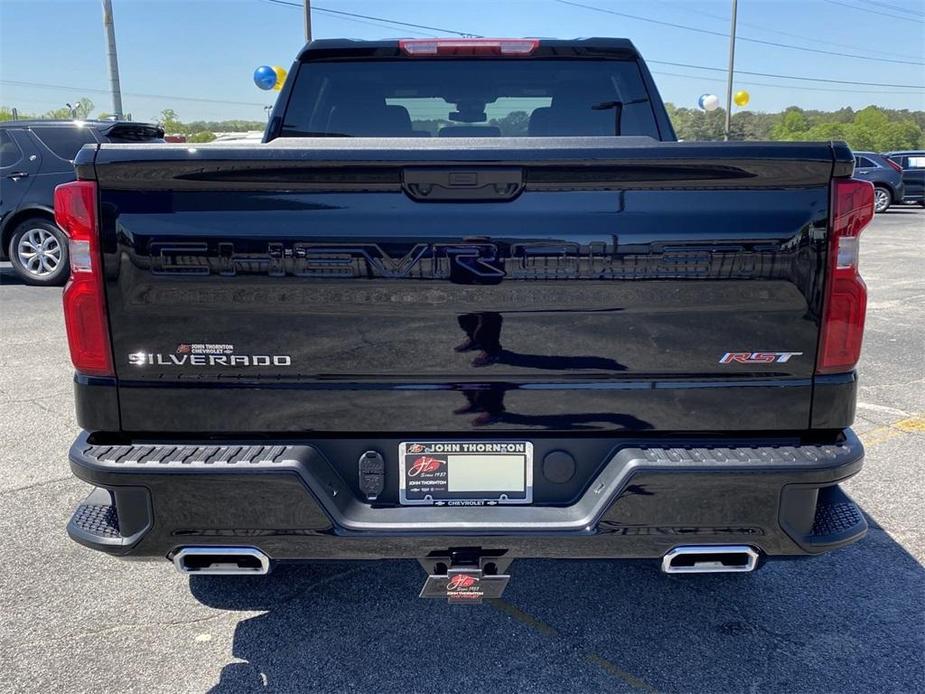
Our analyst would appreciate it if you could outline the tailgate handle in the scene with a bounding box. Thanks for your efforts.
[402,167,524,202]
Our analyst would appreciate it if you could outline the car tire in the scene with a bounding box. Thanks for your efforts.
[873,186,891,214]
[8,218,70,286]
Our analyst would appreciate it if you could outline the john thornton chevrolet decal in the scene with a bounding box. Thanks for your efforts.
[129,342,292,367]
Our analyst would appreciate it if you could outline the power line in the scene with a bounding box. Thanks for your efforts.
[665,2,923,61]
[556,0,924,65]
[270,1,432,36]
[267,0,924,89]
[288,2,433,37]
[866,0,924,15]
[650,69,923,95]
[867,0,925,15]
[310,13,431,37]
[647,59,923,89]
[313,3,480,36]
[9,1,916,117]
[823,0,925,23]
[262,0,481,37]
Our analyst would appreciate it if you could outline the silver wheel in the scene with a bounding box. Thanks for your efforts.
[16,227,62,277]
[874,188,891,213]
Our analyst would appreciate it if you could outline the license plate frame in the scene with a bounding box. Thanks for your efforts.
[398,441,533,506]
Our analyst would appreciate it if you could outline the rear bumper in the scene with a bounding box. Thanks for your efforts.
[67,430,866,562]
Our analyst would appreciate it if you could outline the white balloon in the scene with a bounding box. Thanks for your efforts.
[702,94,720,112]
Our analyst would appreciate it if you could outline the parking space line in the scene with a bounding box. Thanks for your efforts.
[488,598,657,691]
[862,413,925,447]
[488,597,558,637]
[583,653,657,692]
[856,402,910,417]
[894,416,925,433]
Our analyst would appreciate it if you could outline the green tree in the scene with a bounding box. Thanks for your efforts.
[853,106,889,130]
[873,120,922,151]
[38,97,95,120]
[187,130,216,143]
[410,118,451,135]
[42,106,74,119]
[489,111,530,136]
[186,119,265,133]
[0,107,26,121]
[73,97,94,119]
[729,110,774,141]
[771,107,810,140]
[804,122,849,142]
[844,124,878,150]
[158,108,187,134]
[664,103,725,140]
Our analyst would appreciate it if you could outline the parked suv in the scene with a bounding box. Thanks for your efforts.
[884,151,925,207]
[852,152,905,213]
[0,120,164,285]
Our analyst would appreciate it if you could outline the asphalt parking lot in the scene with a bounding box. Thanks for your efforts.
[0,207,923,693]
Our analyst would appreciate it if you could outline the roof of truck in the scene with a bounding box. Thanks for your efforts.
[296,37,640,61]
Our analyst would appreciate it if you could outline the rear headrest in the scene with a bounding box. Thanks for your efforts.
[528,107,553,136]
[438,125,502,137]
[528,102,614,136]
[383,105,413,135]
[326,100,414,136]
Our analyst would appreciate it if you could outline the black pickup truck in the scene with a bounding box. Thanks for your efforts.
[59,38,872,601]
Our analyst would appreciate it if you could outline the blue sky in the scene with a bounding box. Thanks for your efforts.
[1,0,923,122]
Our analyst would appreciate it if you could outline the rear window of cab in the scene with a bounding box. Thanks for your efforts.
[280,58,660,139]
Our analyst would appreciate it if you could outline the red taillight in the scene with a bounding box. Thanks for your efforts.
[54,181,113,377]
[884,157,903,173]
[817,178,874,374]
[399,38,539,57]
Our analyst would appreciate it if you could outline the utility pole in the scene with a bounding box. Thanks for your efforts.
[723,0,738,141]
[304,0,312,41]
[101,0,124,119]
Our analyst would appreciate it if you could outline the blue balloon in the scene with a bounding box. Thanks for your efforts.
[253,65,277,90]
[697,93,719,111]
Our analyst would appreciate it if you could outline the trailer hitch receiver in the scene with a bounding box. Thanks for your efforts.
[418,549,511,604]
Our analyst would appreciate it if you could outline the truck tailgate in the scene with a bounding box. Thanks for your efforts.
[90,139,837,433]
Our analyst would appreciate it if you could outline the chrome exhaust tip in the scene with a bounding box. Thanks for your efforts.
[173,547,270,575]
[661,545,759,574]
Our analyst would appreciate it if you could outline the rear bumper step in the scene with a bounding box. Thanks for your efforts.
[66,430,866,561]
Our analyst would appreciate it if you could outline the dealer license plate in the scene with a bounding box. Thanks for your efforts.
[398,441,533,506]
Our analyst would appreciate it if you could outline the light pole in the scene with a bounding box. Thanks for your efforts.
[723,0,738,141]
[304,0,312,41]
[101,0,124,119]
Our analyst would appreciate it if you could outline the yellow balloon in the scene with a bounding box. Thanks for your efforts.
[272,65,287,91]
[734,90,750,107]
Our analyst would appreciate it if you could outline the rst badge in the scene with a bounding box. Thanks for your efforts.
[720,352,803,364]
